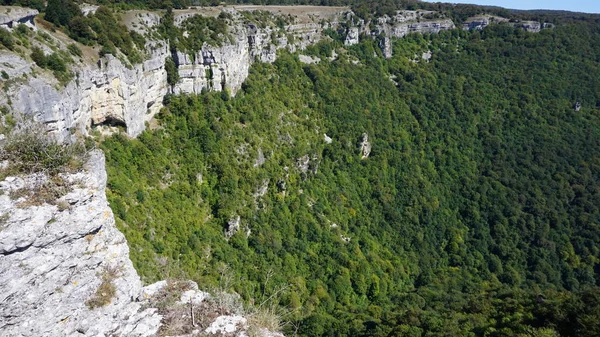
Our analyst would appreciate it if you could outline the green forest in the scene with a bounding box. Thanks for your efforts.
[97,10,600,337]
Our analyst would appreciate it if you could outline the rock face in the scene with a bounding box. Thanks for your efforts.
[0,6,38,31]
[372,10,455,39]
[341,10,454,57]
[462,16,550,33]
[359,133,371,159]
[380,37,392,59]
[0,7,333,140]
[0,151,162,337]
[0,6,553,142]
[345,26,360,45]
[2,41,170,140]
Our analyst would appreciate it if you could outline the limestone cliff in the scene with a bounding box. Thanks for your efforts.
[0,151,163,336]
[342,10,456,58]
[0,6,342,140]
[1,40,170,140]
[0,6,551,141]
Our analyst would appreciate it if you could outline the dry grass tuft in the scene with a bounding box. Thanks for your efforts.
[247,304,284,337]
[11,175,71,207]
[0,117,88,177]
[85,266,119,309]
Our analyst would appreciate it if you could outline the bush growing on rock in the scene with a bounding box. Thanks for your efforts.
[0,27,15,50]
[29,47,73,84]
[0,117,88,176]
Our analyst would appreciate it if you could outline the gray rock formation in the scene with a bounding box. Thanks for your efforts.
[0,151,162,337]
[345,26,360,45]
[380,37,392,59]
[462,15,550,33]
[372,11,455,39]
[359,133,371,159]
[343,10,454,57]
[0,6,37,31]
[299,54,321,64]
[2,41,170,140]
[225,215,242,239]
[1,7,333,141]
[296,154,311,174]
[513,20,542,32]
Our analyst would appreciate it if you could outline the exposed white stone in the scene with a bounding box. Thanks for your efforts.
[359,133,371,159]
[0,6,37,31]
[253,179,270,199]
[139,280,168,300]
[1,8,333,141]
[299,54,320,64]
[345,26,360,46]
[254,147,266,168]
[205,315,247,335]
[179,289,210,305]
[422,50,432,61]
[225,215,242,239]
[0,150,161,337]
[296,154,310,174]
[80,3,99,16]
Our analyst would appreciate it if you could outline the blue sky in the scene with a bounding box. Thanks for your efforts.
[421,0,600,13]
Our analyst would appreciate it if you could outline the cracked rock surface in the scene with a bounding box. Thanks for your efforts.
[0,150,161,337]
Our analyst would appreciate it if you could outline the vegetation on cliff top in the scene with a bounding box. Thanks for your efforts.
[102,17,600,336]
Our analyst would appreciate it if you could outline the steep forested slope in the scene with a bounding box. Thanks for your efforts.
[102,22,600,336]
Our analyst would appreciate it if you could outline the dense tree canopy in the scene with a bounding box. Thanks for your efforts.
[101,13,600,337]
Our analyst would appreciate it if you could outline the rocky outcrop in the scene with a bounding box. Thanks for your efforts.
[0,151,162,336]
[345,26,360,45]
[380,37,392,59]
[0,6,37,31]
[359,133,371,159]
[512,20,542,33]
[172,15,325,96]
[0,6,555,142]
[462,16,504,30]
[2,40,170,140]
[1,7,334,140]
[462,15,551,33]
[341,10,454,57]
[371,10,455,40]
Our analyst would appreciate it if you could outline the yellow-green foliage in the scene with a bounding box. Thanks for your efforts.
[103,21,600,337]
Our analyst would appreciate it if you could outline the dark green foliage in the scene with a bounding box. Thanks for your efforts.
[158,8,231,57]
[44,0,81,27]
[30,46,47,67]
[103,17,600,337]
[67,43,82,57]
[66,6,144,64]
[165,56,179,86]
[30,47,73,84]
[68,17,94,44]
[0,0,44,11]
[0,27,14,50]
